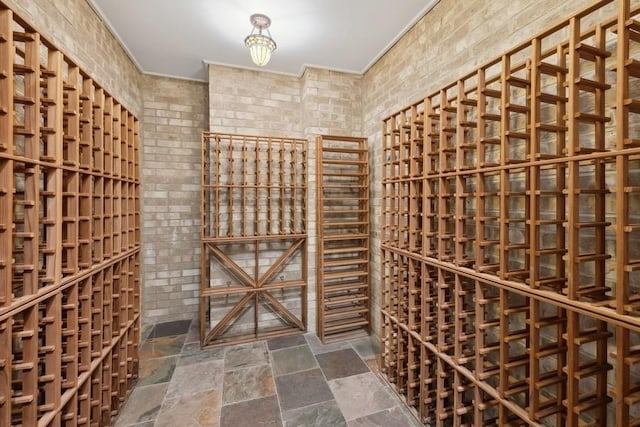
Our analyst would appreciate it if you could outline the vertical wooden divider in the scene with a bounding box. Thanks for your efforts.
[0,8,12,313]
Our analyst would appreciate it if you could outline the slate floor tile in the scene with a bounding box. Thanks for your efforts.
[155,389,222,427]
[224,340,269,371]
[148,319,192,338]
[304,333,352,355]
[113,383,168,427]
[119,322,418,427]
[137,355,178,386]
[275,368,333,411]
[139,334,186,359]
[220,396,282,427]
[364,357,381,373]
[165,359,224,400]
[123,422,155,427]
[282,400,347,427]
[184,319,201,343]
[330,372,397,421]
[350,336,378,359]
[140,324,154,342]
[267,333,307,351]
[315,348,369,380]
[271,344,317,376]
[347,406,419,427]
[179,342,224,366]
[223,364,276,404]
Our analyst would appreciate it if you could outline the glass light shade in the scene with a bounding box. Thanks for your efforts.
[245,34,276,66]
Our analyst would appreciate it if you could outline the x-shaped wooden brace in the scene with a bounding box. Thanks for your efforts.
[204,238,305,344]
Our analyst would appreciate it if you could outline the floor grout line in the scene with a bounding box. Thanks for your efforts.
[266,339,286,425]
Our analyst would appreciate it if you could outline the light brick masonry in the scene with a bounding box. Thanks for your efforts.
[142,75,208,323]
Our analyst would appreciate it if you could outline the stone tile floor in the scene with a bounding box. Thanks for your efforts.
[114,320,422,427]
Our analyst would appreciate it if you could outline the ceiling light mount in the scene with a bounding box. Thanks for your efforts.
[249,13,271,30]
[244,13,276,67]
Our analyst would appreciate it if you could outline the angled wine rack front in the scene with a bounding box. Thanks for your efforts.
[200,132,308,347]
[0,2,141,425]
[316,135,370,343]
[381,0,640,425]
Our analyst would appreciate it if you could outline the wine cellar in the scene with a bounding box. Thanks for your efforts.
[381,0,640,425]
[0,2,141,426]
[14,0,640,425]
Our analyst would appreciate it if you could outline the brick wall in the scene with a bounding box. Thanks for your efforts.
[301,67,363,136]
[209,64,304,137]
[141,75,208,324]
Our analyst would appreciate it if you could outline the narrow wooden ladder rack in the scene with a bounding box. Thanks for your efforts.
[316,135,370,343]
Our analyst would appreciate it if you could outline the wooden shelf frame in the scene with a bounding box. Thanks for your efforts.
[0,2,141,425]
[200,132,308,347]
[380,0,640,425]
[316,135,370,343]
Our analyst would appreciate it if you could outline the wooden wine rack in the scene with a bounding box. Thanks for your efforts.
[200,132,307,347]
[316,135,370,343]
[381,0,640,425]
[0,2,141,426]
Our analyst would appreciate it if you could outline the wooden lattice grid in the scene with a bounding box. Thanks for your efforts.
[0,1,141,424]
[200,132,308,347]
[380,0,640,425]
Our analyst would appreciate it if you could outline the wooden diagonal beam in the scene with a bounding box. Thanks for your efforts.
[257,238,304,287]
[204,292,254,344]
[207,243,255,288]
[260,290,304,330]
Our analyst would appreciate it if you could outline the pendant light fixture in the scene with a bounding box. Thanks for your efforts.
[244,13,276,67]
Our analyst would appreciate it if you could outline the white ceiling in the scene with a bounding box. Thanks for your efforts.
[89,0,440,81]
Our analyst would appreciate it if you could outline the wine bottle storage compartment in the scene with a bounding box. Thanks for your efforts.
[381,0,640,424]
[0,2,141,425]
